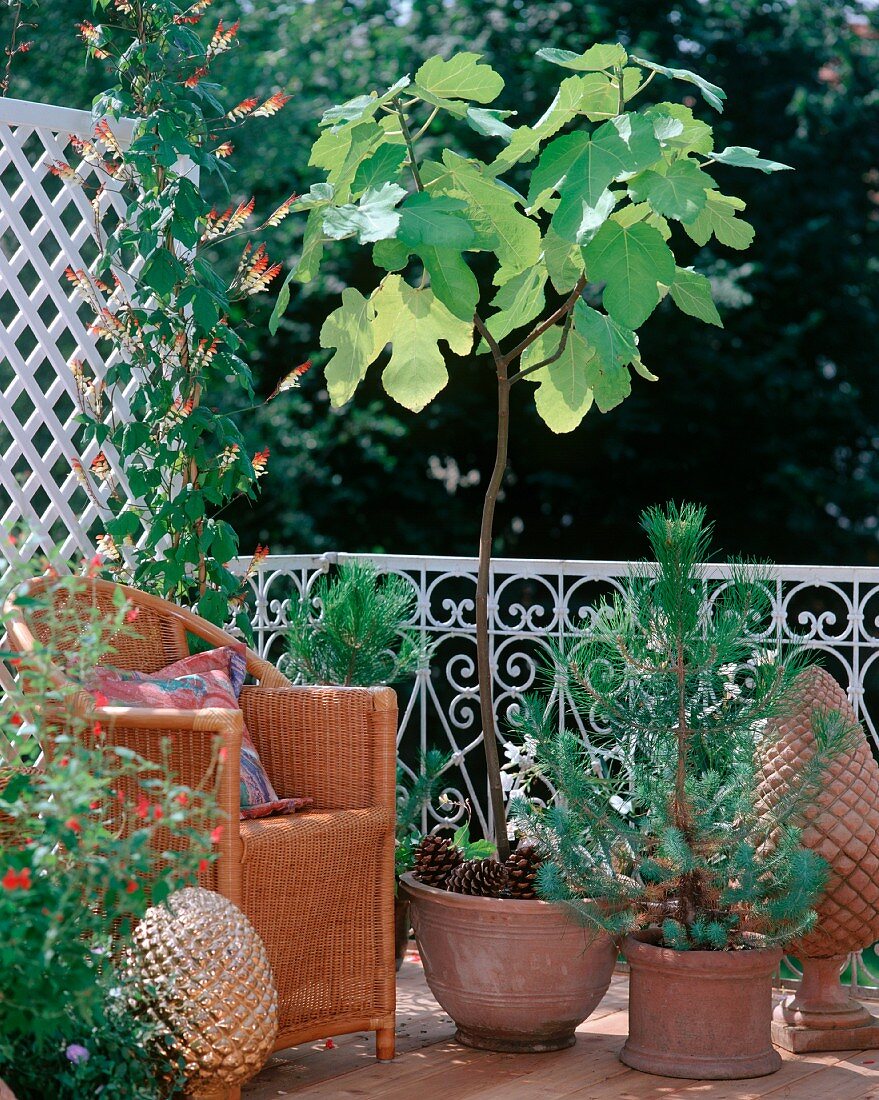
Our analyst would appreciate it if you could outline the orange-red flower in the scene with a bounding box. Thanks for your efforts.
[65,817,82,834]
[2,867,31,891]
[90,452,111,481]
[213,141,234,158]
[252,448,270,479]
[210,824,224,844]
[253,93,292,118]
[227,97,258,120]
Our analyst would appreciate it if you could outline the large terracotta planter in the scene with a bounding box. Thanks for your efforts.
[400,871,617,1052]
[621,932,782,1079]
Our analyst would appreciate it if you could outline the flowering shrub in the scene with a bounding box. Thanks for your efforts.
[55,1,305,631]
[0,556,221,1098]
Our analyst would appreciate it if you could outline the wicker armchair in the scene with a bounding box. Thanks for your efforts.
[4,577,397,1066]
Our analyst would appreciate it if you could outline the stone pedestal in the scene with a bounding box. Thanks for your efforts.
[771,956,879,1052]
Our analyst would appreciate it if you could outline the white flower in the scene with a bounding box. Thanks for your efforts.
[719,662,738,680]
[754,647,778,667]
[438,792,452,808]
[609,794,634,817]
[723,681,742,700]
[500,771,516,793]
[503,743,522,767]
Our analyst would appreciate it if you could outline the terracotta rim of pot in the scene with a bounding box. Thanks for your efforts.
[625,929,782,976]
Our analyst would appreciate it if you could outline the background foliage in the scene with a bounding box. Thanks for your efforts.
[3,0,878,565]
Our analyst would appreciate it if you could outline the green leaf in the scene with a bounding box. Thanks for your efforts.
[573,301,637,411]
[645,103,713,154]
[352,144,408,196]
[141,249,184,296]
[320,77,411,129]
[543,227,585,293]
[520,325,596,433]
[320,286,380,406]
[430,151,541,282]
[373,238,411,272]
[669,266,722,326]
[296,205,329,282]
[536,116,661,241]
[630,56,727,113]
[710,146,792,173]
[491,75,595,174]
[414,52,504,104]
[197,586,228,627]
[583,220,675,327]
[536,43,627,72]
[465,107,516,140]
[322,183,407,244]
[310,119,382,201]
[191,287,219,332]
[479,265,547,350]
[419,245,480,321]
[577,72,622,122]
[684,191,755,250]
[397,193,476,249]
[371,276,474,411]
[628,159,712,223]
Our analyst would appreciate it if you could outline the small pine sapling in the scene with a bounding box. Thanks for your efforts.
[515,502,855,949]
[285,561,423,686]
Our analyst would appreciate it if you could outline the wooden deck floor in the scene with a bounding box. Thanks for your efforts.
[245,947,879,1100]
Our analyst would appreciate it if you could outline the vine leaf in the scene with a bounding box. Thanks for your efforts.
[371,276,474,411]
[583,220,675,327]
[669,267,722,326]
[320,287,379,406]
[414,52,505,104]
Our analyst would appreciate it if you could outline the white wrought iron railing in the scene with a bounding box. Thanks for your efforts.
[239,550,879,996]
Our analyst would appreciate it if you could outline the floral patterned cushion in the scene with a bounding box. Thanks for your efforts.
[89,647,310,820]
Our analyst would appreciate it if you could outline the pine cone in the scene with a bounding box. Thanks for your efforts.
[413,833,462,888]
[504,839,544,900]
[447,857,509,898]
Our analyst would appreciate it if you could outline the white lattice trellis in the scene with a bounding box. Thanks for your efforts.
[0,96,137,565]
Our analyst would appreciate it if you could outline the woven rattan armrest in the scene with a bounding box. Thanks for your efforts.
[239,685,397,813]
[51,702,244,900]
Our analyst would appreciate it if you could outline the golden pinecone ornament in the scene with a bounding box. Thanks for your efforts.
[413,833,463,888]
[757,667,879,1050]
[504,840,544,900]
[125,887,278,1096]
[447,858,509,898]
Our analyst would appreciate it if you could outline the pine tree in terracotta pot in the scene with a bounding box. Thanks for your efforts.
[517,504,855,1079]
[271,39,789,1052]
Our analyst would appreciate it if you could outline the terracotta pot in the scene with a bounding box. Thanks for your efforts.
[621,932,782,1079]
[394,896,410,971]
[400,871,617,1052]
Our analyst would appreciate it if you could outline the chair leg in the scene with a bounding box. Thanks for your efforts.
[376,1025,395,1062]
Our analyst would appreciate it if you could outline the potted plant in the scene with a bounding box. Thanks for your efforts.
[271,38,789,1050]
[516,502,853,1079]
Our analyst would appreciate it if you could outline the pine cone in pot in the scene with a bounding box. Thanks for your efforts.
[447,857,509,898]
[504,839,545,900]
[413,833,463,888]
